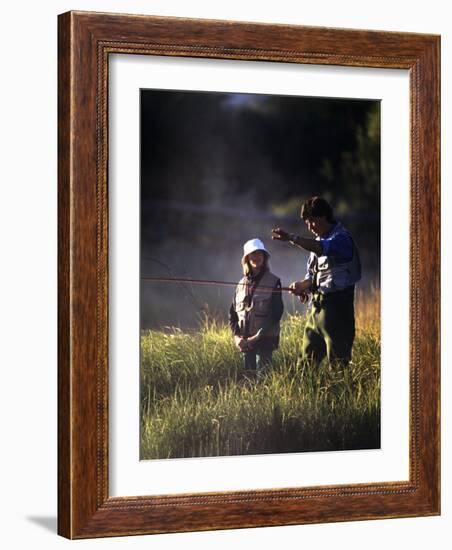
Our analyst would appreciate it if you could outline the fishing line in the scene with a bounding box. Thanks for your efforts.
[142,258,204,311]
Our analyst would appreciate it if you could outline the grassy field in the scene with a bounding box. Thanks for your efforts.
[140,288,380,460]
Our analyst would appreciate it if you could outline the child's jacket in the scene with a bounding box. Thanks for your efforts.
[229,270,283,350]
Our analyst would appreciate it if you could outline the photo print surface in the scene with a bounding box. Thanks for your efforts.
[140,89,381,460]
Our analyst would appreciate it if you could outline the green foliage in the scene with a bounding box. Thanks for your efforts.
[140,314,381,460]
[338,104,381,212]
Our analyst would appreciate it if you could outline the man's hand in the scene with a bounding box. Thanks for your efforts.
[234,335,248,352]
[272,229,323,255]
[289,279,312,296]
[271,227,292,242]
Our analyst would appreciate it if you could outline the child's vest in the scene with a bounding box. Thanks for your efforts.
[308,224,361,293]
[234,271,280,338]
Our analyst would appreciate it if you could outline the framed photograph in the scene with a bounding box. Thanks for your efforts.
[58,11,440,538]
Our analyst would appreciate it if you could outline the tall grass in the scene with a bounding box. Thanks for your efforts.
[140,290,381,459]
[355,283,380,336]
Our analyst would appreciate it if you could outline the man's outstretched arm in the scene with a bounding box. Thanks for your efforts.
[271,227,323,256]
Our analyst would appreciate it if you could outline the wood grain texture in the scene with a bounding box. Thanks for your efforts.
[57,11,440,539]
[57,10,72,538]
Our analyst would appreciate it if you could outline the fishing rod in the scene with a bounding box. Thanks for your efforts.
[141,276,294,293]
[143,258,203,311]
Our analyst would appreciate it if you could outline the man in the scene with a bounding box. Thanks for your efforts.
[272,196,361,366]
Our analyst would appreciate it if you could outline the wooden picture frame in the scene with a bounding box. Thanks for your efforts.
[58,11,440,539]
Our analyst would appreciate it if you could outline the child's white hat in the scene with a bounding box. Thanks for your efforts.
[242,238,270,262]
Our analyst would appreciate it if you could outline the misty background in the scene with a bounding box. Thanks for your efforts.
[140,90,380,330]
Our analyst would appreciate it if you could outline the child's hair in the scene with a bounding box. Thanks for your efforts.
[242,252,269,276]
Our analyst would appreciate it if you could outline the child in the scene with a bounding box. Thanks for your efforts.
[229,239,284,373]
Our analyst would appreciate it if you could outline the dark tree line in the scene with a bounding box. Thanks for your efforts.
[141,90,380,253]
